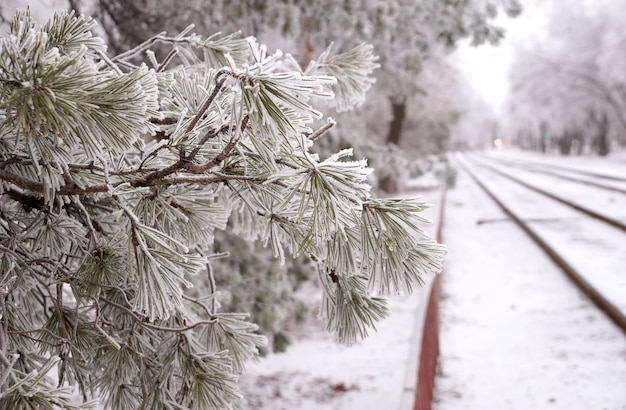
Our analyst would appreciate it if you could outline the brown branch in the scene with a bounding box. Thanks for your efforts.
[0,156,29,169]
[186,124,230,159]
[100,293,218,334]
[159,173,261,185]
[0,169,45,193]
[0,245,43,294]
[0,70,233,196]
[182,294,213,317]
[130,76,238,187]
[308,119,336,142]
[182,134,240,173]
[4,189,46,212]
[0,73,264,201]
[184,70,229,134]
[157,49,178,73]
[137,143,173,171]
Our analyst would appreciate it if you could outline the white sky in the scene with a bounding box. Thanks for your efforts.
[451,1,550,114]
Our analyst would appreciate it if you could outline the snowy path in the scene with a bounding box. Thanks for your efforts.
[433,153,626,410]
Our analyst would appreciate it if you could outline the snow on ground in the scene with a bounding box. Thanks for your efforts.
[486,147,626,176]
[240,286,432,410]
[467,152,626,314]
[433,149,626,410]
[243,148,626,410]
[474,153,626,218]
[240,187,442,410]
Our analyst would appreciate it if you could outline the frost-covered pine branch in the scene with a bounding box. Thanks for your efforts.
[0,9,445,409]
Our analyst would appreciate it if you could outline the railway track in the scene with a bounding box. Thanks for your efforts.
[454,153,626,336]
[468,153,626,231]
[475,152,626,195]
[479,151,626,181]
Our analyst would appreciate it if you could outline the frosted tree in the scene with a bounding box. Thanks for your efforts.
[74,0,521,192]
[267,0,523,145]
[0,9,445,409]
[506,0,626,154]
[265,0,522,190]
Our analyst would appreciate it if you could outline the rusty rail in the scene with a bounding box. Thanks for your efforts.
[457,155,626,335]
[413,186,446,410]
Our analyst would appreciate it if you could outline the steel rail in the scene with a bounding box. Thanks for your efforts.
[475,153,626,195]
[468,156,626,233]
[477,152,626,182]
[455,155,626,336]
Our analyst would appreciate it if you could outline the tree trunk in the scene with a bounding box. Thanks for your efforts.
[298,15,316,68]
[558,131,572,155]
[379,100,407,194]
[597,114,610,156]
[386,100,407,146]
[378,175,398,194]
[539,121,548,153]
[590,112,611,156]
[596,134,610,156]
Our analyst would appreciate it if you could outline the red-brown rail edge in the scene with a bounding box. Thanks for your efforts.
[413,186,447,410]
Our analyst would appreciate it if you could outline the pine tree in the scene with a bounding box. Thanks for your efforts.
[0,10,445,409]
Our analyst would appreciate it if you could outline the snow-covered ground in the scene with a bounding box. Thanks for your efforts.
[434,149,626,410]
[464,152,626,315]
[240,187,443,410]
[243,148,626,410]
[240,287,432,410]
